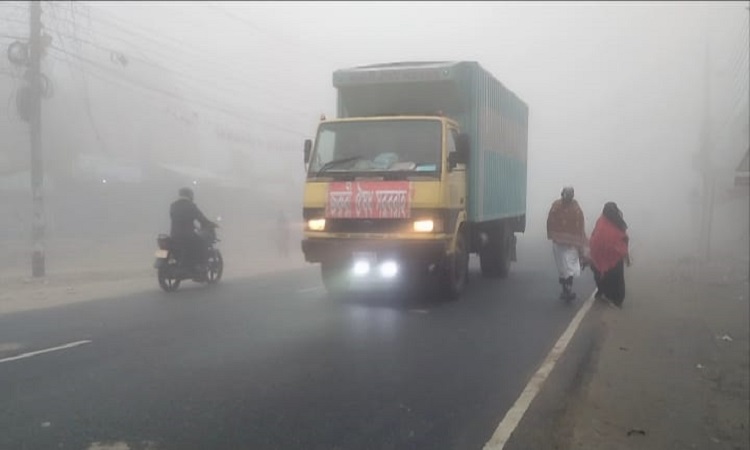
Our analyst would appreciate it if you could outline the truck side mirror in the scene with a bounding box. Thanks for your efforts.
[304,139,312,164]
[449,133,470,169]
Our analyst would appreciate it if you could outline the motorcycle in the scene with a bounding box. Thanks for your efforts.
[153,220,224,292]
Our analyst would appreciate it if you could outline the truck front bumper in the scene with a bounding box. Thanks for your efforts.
[301,237,450,266]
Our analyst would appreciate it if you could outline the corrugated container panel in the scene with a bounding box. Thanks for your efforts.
[465,61,528,223]
[332,61,528,224]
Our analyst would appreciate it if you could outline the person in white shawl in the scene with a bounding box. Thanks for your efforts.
[546,187,588,300]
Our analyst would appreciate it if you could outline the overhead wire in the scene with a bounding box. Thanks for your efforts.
[81,5,309,80]
[708,10,750,156]
[9,0,308,160]
[41,2,312,134]
[8,2,333,150]
[46,4,320,119]
[89,2,329,72]
[0,2,27,125]
[45,45,308,138]
[42,51,305,153]
[49,30,314,121]
[46,1,112,156]
[201,3,338,68]
[81,2,328,96]
[716,15,749,132]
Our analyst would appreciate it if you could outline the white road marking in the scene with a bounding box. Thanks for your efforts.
[483,291,597,450]
[297,286,324,294]
[0,340,92,364]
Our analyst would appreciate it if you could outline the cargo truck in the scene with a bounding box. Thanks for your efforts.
[301,61,529,299]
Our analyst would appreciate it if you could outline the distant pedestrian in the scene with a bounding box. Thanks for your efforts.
[589,202,630,308]
[547,186,587,301]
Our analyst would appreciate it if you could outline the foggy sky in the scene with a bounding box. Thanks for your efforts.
[1,1,748,259]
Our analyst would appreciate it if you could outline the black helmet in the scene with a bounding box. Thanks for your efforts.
[178,187,194,201]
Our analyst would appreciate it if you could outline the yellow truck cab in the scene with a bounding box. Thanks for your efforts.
[301,61,529,299]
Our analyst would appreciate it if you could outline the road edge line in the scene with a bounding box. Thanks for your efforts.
[483,290,597,450]
[0,340,92,364]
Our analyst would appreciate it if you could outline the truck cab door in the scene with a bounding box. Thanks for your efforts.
[446,126,467,215]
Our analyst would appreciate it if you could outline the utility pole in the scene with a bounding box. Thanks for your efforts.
[697,24,714,262]
[29,0,45,277]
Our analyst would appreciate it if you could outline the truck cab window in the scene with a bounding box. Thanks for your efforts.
[313,129,336,169]
[308,119,442,176]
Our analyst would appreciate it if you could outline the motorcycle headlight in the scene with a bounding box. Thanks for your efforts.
[308,218,326,231]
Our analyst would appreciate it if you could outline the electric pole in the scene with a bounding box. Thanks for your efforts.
[29,0,45,277]
[697,24,714,262]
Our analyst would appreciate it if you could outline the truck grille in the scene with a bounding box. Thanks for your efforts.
[326,219,410,234]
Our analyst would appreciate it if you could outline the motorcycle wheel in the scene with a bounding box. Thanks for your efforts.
[158,265,181,292]
[207,249,223,284]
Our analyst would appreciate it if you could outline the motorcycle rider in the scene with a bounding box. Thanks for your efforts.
[170,187,217,273]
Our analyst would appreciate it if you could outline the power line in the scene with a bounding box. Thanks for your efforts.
[87,2,322,69]
[710,10,750,144]
[83,3,219,59]
[46,2,112,157]
[12,1,416,159]
[45,45,308,137]
[40,7,178,64]
[45,4,323,114]
[0,2,27,18]
[41,4,318,131]
[42,51,307,155]
[44,4,243,79]
[0,16,29,29]
[201,3,337,68]
[64,66,303,154]
[0,33,27,41]
[80,5,275,73]
[45,28,314,122]
[81,2,328,94]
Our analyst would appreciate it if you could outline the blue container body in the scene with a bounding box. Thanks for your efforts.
[333,61,529,223]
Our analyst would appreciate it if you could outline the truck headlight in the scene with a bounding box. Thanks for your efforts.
[353,260,371,276]
[413,219,435,233]
[308,218,326,231]
[379,261,399,278]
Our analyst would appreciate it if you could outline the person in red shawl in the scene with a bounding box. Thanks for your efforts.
[547,186,587,301]
[589,202,631,307]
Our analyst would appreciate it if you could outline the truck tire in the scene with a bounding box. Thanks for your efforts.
[480,233,511,279]
[441,230,469,300]
[321,262,348,298]
[496,241,511,278]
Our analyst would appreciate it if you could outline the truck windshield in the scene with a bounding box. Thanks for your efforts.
[308,120,442,177]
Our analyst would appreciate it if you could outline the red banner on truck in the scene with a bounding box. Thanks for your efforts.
[326,181,412,219]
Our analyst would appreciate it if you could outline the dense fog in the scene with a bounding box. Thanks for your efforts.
[1,1,747,278]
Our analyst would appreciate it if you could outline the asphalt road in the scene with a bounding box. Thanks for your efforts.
[0,241,594,450]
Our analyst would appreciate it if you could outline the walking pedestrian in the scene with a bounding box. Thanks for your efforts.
[547,186,587,301]
[589,202,630,308]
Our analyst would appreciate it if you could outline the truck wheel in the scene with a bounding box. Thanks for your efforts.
[441,231,469,300]
[480,235,511,279]
[496,241,511,278]
[321,262,348,298]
